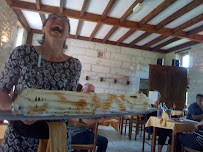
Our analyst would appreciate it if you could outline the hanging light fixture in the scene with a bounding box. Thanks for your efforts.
[133,3,143,13]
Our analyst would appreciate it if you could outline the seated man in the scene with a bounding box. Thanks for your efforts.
[175,121,203,152]
[187,94,203,121]
[70,83,108,152]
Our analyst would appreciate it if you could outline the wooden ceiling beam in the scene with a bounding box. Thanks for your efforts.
[31,28,165,53]
[75,20,83,39]
[14,10,31,32]
[129,32,151,47]
[80,0,89,17]
[35,0,45,24]
[173,14,203,34]
[89,23,101,41]
[139,0,176,28]
[116,29,135,45]
[187,25,203,36]
[151,37,180,51]
[141,35,167,50]
[60,0,65,13]
[103,26,118,43]
[39,13,46,24]
[120,0,143,24]
[75,0,89,39]
[101,0,116,21]
[10,0,203,42]
[89,0,115,41]
[36,0,41,10]
[166,41,200,53]
[156,0,203,30]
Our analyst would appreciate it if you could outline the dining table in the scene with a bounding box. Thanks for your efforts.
[145,116,197,152]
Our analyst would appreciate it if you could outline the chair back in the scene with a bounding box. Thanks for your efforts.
[0,123,7,146]
[71,122,99,152]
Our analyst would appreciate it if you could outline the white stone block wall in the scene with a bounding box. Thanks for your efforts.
[187,43,203,105]
[32,34,165,94]
[0,0,18,72]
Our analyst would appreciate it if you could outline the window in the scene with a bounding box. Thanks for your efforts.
[182,54,189,68]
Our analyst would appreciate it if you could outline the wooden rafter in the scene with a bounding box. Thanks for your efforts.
[36,0,41,10]
[75,0,89,39]
[14,10,30,32]
[187,25,203,36]
[89,24,101,41]
[139,0,176,28]
[31,29,165,53]
[80,0,89,17]
[89,0,116,41]
[120,0,143,24]
[151,37,179,51]
[9,0,203,42]
[60,0,65,13]
[116,29,135,45]
[173,14,203,34]
[129,32,151,47]
[156,0,203,30]
[166,41,200,53]
[103,26,118,43]
[75,20,83,39]
[141,35,167,50]
[39,13,46,24]
[101,0,116,21]
[35,0,45,24]
[26,29,33,45]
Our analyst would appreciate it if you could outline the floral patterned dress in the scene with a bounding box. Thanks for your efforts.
[0,45,82,152]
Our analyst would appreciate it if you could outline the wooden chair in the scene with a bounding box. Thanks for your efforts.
[120,115,131,135]
[0,123,7,146]
[71,122,99,152]
[181,145,201,152]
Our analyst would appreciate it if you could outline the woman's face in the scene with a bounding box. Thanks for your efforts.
[43,13,70,41]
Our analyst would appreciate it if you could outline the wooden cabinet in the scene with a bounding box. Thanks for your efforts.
[148,65,187,110]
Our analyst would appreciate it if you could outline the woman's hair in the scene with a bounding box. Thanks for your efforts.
[38,13,70,49]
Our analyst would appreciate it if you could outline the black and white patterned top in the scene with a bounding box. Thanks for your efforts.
[0,45,82,152]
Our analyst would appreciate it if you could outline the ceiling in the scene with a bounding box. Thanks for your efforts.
[6,0,203,53]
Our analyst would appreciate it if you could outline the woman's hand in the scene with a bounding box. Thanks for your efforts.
[21,120,38,125]
[195,121,203,129]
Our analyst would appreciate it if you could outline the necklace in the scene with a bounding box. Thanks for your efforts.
[37,53,42,75]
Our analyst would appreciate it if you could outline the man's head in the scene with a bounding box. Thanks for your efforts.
[76,83,83,92]
[82,83,95,93]
[196,94,203,104]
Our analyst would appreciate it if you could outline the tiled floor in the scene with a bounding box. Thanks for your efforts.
[98,125,168,152]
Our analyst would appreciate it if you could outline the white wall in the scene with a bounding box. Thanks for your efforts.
[33,34,165,94]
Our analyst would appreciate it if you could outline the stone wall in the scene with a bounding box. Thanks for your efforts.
[0,0,18,71]
[33,34,165,94]
[187,43,203,105]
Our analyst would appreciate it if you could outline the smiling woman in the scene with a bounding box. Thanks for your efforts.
[38,13,71,49]
[0,12,81,152]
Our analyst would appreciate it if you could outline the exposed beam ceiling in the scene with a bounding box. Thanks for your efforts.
[151,37,180,51]
[14,9,30,32]
[7,0,202,53]
[173,14,203,34]
[155,0,203,30]
[166,41,200,53]
[139,0,177,28]
[9,0,203,43]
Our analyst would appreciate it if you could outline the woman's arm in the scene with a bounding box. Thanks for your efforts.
[0,91,13,110]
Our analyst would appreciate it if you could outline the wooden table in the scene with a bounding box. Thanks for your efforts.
[145,116,197,152]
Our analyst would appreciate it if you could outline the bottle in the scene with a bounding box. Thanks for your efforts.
[173,103,176,110]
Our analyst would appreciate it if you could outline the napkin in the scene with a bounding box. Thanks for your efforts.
[38,122,67,152]
[160,112,172,127]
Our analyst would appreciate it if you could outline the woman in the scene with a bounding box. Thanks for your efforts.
[0,13,81,152]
